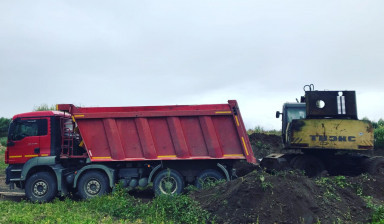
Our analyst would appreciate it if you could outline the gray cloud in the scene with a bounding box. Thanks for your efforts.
[1,0,384,129]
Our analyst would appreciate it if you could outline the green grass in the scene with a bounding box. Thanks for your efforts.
[364,196,384,224]
[0,187,213,224]
[315,176,384,223]
[0,146,6,170]
[371,203,384,223]
[315,176,352,202]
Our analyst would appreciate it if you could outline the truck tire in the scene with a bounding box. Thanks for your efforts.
[364,157,384,175]
[289,155,301,167]
[153,169,184,195]
[291,155,325,177]
[77,171,110,199]
[25,172,57,203]
[195,169,225,189]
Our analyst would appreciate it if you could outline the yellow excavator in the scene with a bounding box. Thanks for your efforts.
[261,84,384,177]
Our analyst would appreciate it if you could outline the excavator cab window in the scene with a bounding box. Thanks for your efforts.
[281,103,306,144]
[286,107,306,122]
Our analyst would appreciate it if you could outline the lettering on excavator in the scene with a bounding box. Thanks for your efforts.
[310,135,356,142]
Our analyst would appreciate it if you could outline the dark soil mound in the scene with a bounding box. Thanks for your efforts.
[232,160,259,177]
[348,174,384,201]
[373,148,384,157]
[232,133,283,177]
[191,171,381,224]
[248,133,283,159]
[249,133,282,149]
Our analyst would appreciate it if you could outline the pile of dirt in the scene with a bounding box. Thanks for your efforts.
[248,133,283,159]
[191,171,383,224]
[248,133,282,149]
[373,148,384,157]
[232,133,282,177]
[232,160,259,177]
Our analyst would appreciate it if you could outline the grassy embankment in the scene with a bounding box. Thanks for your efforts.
[0,146,213,224]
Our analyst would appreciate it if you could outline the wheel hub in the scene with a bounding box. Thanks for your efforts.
[33,180,48,196]
[160,177,177,194]
[86,180,101,195]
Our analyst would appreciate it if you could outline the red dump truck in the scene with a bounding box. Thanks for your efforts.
[5,100,255,202]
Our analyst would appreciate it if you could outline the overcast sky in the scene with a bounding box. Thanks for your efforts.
[1,1,383,130]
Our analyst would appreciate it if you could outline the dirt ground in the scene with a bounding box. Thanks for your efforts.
[191,171,383,224]
[0,172,25,201]
[191,133,384,224]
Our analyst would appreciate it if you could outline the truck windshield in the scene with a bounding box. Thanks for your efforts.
[9,119,47,141]
[287,108,306,122]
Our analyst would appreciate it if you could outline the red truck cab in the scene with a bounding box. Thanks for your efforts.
[6,111,67,164]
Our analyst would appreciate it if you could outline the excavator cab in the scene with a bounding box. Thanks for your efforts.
[276,103,306,144]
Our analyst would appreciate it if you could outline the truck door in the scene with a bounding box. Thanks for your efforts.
[7,118,49,164]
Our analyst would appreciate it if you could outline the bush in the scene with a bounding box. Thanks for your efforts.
[375,127,384,149]
[247,126,281,135]
[360,117,384,150]
[0,117,11,138]
[0,137,7,147]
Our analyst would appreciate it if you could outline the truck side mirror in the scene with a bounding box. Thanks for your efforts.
[276,111,281,118]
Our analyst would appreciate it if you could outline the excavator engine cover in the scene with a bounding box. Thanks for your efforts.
[305,91,357,119]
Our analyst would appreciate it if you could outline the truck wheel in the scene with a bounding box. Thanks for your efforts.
[25,172,57,203]
[364,157,384,175]
[195,169,225,189]
[289,155,301,167]
[77,171,110,199]
[291,155,325,177]
[153,169,184,195]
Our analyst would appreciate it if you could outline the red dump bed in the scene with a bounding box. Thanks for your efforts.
[57,100,256,163]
